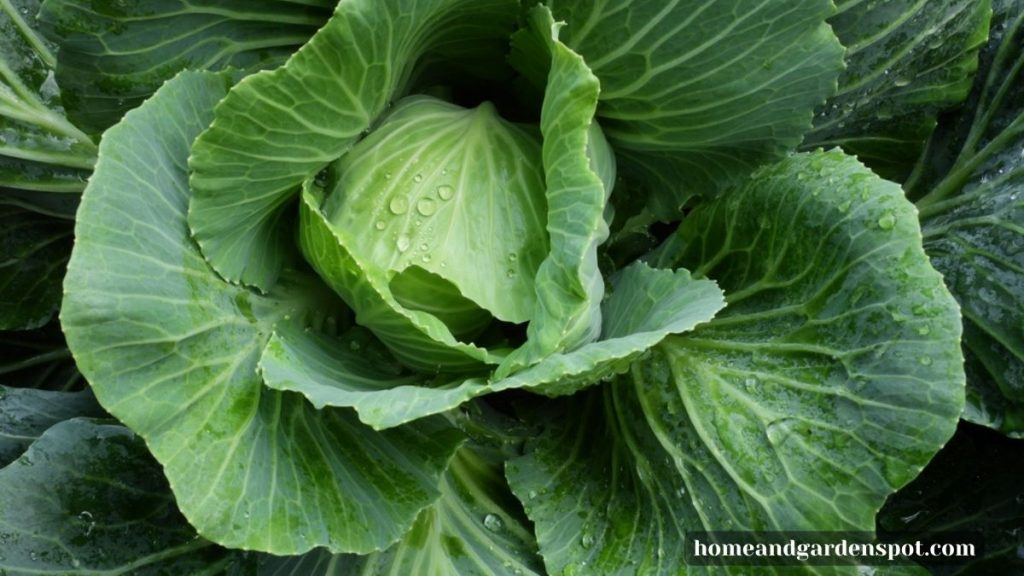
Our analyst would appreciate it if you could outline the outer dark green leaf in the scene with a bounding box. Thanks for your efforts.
[0,0,95,196]
[511,150,964,575]
[37,0,334,135]
[0,321,80,390]
[878,422,1024,575]
[188,0,518,291]
[0,419,242,574]
[61,69,464,554]
[907,0,1024,437]
[259,444,544,576]
[0,204,71,329]
[0,385,102,466]
[803,0,991,181]
[543,0,844,218]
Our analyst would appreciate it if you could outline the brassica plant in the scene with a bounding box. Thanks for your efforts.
[1,0,1022,574]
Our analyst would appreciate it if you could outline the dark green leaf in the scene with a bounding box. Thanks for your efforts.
[0,0,95,196]
[804,0,991,181]
[0,321,80,391]
[37,0,335,135]
[878,421,1024,575]
[0,385,102,466]
[542,0,845,218]
[908,0,1024,437]
[0,418,243,574]
[0,204,71,329]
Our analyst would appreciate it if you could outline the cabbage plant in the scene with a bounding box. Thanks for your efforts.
[2,0,1022,574]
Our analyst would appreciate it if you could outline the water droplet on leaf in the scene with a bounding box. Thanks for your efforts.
[483,514,503,532]
[389,197,408,215]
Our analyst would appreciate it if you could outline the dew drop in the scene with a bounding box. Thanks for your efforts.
[396,235,411,253]
[413,173,423,183]
[416,198,437,216]
[422,255,432,263]
[506,269,516,278]
[483,514,503,532]
[389,197,409,215]
[374,220,386,230]
[917,325,931,336]
[877,213,896,230]
[508,253,518,262]
[918,356,932,366]
[419,243,429,252]
[528,490,538,499]
[437,185,454,200]
[384,172,392,180]
[581,533,595,548]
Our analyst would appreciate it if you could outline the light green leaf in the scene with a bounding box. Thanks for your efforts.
[0,385,102,466]
[908,0,1024,437]
[543,0,844,217]
[497,6,612,376]
[188,0,518,291]
[491,262,725,397]
[37,0,334,134]
[259,323,489,430]
[61,69,465,554]
[300,181,499,373]
[0,419,243,574]
[0,204,70,329]
[260,262,724,429]
[803,0,992,182]
[321,95,547,327]
[0,0,95,195]
[512,150,964,575]
[258,444,544,576]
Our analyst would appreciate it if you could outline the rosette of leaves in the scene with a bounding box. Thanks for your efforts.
[50,0,969,572]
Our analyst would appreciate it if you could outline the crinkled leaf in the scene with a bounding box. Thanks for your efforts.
[0,385,102,466]
[259,323,489,430]
[0,204,70,329]
[541,0,844,218]
[511,151,964,575]
[0,0,95,195]
[61,69,464,554]
[0,419,243,574]
[491,262,724,397]
[261,262,724,429]
[37,0,334,134]
[804,0,991,182]
[300,182,498,373]
[498,6,612,376]
[908,0,1024,437]
[188,0,518,291]
[258,444,544,576]
[878,422,1024,575]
